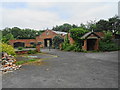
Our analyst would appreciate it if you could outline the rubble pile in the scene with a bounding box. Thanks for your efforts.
[0,52,22,73]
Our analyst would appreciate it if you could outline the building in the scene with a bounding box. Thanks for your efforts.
[80,32,104,51]
[9,30,104,51]
[9,30,67,48]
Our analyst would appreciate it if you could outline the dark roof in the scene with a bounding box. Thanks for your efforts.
[81,32,101,39]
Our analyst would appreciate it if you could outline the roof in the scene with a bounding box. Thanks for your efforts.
[45,29,67,35]
[81,32,101,39]
[53,31,67,35]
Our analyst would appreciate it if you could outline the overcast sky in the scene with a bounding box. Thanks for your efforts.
[0,0,119,30]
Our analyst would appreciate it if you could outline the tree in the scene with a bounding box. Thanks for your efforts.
[2,33,14,44]
[53,35,64,49]
[0,43,16,56]
[52,23,75,32]
[86,20,97,31]
[70,27,88,42]
[96,19,109,32]
[108,16,120,34]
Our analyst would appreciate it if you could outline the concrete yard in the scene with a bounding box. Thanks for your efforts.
[2,49,118,88]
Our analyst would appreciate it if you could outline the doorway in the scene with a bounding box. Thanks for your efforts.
[87,39,96,51]
[44,38,52,47]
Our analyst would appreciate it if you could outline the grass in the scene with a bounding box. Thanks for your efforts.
[16,59,37,65]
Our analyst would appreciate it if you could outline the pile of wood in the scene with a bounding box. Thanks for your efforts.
[0,52,22,72]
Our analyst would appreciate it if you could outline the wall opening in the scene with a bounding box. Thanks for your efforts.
[14,42,25,48]
[44,38,52,47]
[87,39,96,51]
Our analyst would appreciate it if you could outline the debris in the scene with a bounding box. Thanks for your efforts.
[0,52,22,73]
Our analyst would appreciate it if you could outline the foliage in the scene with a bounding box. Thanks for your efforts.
[53,35,64,49]
[52,23,78,32]
[62,43,82,52]
[61,34,70,50]
[2,27,44,40]
[16,59,36,65]
[102,31,112,42]
[70,27,88,42]
[2,33,14,44]
[18,47,23,50]
[72,43,82,52]
[99,41,119,51]
[27,50,37,54]
[86,20,97,31]
[99,31,120,51]
[0,43,16,56]
[69,27,87,51]
[96,19,109,32]
[64,45,75,51]
[108,16,120,34]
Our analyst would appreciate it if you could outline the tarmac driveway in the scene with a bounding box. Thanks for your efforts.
[2,49,118,88]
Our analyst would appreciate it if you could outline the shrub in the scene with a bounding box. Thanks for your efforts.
[73,43,82,52]
[0,43,16,56]
[70,27,88,42]
[99,41,119,51]
[103,31,112,42]
[18,47,23,50]
[53,36,64,49]
[64,45,75,51]
[27,50,37,54]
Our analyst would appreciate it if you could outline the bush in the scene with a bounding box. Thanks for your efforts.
[27,50,37,54]
[103,31,112,42]
[73,43,82,52]
[53,36,64,49]
[99,41,119,51]
[18,47,23,50]
[0,43,16,56]
[64,45,75,51]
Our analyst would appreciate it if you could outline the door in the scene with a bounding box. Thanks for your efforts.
[87,39,96,51]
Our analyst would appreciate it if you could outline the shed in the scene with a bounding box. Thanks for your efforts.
[81,32,101,51]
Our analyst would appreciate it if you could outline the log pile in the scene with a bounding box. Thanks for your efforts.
[0,52,22,73]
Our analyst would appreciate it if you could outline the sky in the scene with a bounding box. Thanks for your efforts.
[0,0,120,30]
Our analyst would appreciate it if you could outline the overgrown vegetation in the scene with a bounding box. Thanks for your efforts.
[1,27,44,44]
[27,50,37,54]
[53,35,64,49]
[18,47,23,50]
[99,31,120,51]
[0,43,16,56]
[16,59,36,65]
[61,28,87,52]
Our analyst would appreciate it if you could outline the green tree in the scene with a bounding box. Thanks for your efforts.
[70,27,88,42]
[53,35,64,49]
[108,16,120,34]
[86,20,97,31]
[2,33,14,44]
[52,23,76,32]
[96,19,109,32]
[0,43,16,56]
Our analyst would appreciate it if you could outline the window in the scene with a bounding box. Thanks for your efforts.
[30,42,35,45]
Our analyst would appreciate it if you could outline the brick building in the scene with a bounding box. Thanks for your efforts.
[9,30,104,51]
[9,30,67,48]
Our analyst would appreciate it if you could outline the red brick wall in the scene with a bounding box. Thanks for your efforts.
[36,30,61,47]
[68,33,75,44]
[9,39,36,47]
